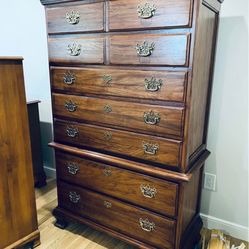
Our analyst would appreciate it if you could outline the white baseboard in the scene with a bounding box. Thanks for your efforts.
[201,213,249,242]
[44,166,56,179]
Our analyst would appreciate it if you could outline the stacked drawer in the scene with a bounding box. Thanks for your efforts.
[43,0,214,248]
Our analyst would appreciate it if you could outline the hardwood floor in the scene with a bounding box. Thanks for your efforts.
[34,178,248,249]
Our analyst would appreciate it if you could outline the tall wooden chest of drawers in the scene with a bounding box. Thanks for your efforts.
[41,0,223,248]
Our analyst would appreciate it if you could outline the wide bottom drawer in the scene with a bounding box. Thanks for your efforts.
[58,181,176,249]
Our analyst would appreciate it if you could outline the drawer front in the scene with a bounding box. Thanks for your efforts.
[109,33,190,66]
[48,36,104,64]
[46,2,104,34]
[52,93,184,138]
[56,151,178,217]
[58,181,176,249]
[109,0,192,31]
[54,120,181,168]
[51,67,187,102]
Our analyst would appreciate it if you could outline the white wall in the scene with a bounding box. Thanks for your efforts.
[200,0,249,241]
[0,0,248,241]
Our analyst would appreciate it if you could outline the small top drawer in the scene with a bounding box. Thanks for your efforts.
[109,33,190,67]
[109,0,193,31]
[46,2,104,34]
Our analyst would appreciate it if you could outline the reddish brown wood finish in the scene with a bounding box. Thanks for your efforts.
[58,181,176,249]
[54,119,182,168]
[48,35,104,64]
[52,93,184,138]
[40,0,223,248]
[51,67,188,102]
[56,150,178,217]
[46,2,104,34]
[108,0,193,31]
[109,33,190,66]
[0,59,39,249]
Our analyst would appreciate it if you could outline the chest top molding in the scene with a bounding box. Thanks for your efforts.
[40,0,223,6]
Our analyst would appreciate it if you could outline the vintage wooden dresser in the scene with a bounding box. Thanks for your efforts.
[40,0,223,248]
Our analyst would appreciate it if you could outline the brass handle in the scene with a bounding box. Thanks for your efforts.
[103,168,112,177]
[137,3,156,19]
[136,41,155,57]
[104,200,112,208]
[66,10,80,24]
[64,72,75,85]
[143,142,159,155]
[139,218,155,232]
[69,191,80,203]
[104,131,112,141]
[140,184,157,198]
[68,42,81,56]
[66,126,79,138]
[145,77,163,92]
[103,75,112,86]
[103,105,112,113]
[144,110,160,125]
[65,100,77,112]
[67,162,79,175]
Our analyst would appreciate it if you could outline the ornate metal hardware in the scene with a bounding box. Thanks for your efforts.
[137,3,156,19]
[103,200,112,208]
[66,10,80,24]
[144,77,163,92]
[66,126,79,138]
[103,131,112,141]
[68,42,81,56]
[103,167,112,177]
[63,72,76,85]
[140,184,157,198]
[103,105,112,113]
[144,110,160,125]
[69,191,80,203]
[65,100,77,112]
[142,142,159,155]
[136,41,155,57]
[103,75,112,86]
[67,162,79,175]
[139,218,155,232]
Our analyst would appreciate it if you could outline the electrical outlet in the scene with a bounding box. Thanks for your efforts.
[204,173,216,191]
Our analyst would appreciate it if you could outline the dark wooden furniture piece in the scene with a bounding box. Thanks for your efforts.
[40,0,223,248]
[27,100,47,187]
[0,58,40,249]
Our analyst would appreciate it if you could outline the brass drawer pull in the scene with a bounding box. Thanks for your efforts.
[68,42,81,56]
[137,3,156,19]
[140,184,157,198]
[103,168,112,177]
[66,126,79,138]
[63,72,75,85]
[65,100,77,112]
[145,77,163,92]
[103,105,112,113]
[103,75,112,86]
[104,131,112,141]
[66,10,80,24]
[67,162,79,175]
[136,41,155,57]
[144,110,160,125]
[143,142,159,155]
[69,191,80,203]
[103,200,112,208]
[139,218,155,232]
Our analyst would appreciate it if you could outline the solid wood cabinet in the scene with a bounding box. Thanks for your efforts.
[0,58,40,249]
[40,0,224,248]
